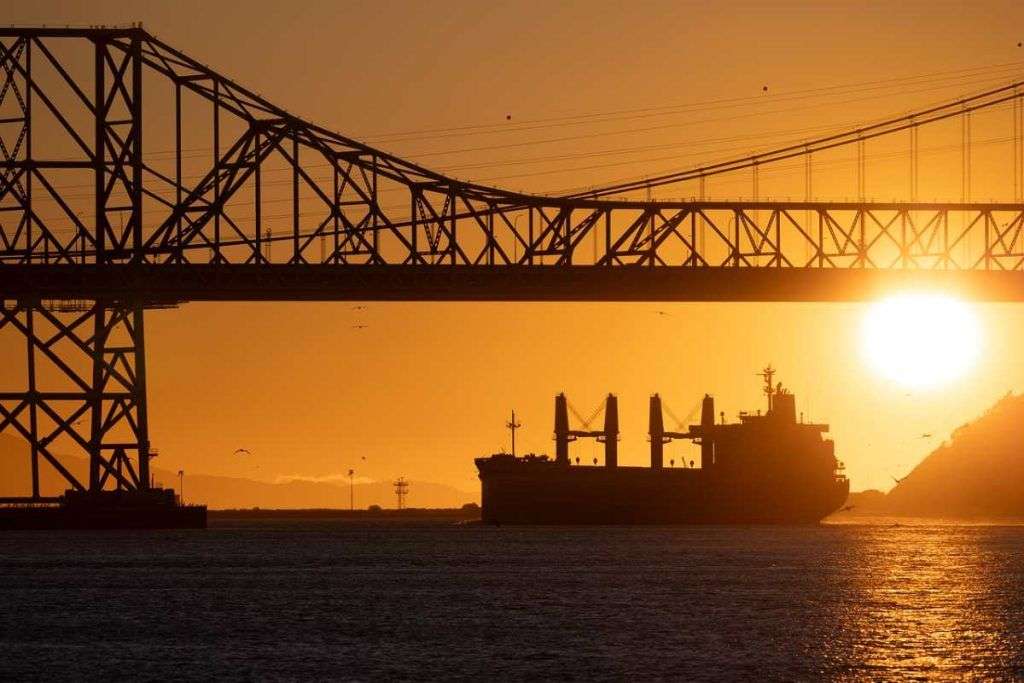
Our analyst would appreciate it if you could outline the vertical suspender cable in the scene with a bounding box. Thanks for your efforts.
[752,162,760,265]
[698,174,706,258]
[804,149,812,263]
[1014,94,1019,202]
[1019,91,1024,201]
[961,107,966,262]
[962,107,970,198]
[909,122,918,202]
[857,136,866,201]
[961,105,972,262]
[1015,90,1023,202]
[752,161,759,227]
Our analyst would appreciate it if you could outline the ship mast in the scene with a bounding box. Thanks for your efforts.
[506,410,522,456]
[760,365,776,413]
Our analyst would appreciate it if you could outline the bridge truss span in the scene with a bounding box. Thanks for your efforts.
[1,27,1023,279]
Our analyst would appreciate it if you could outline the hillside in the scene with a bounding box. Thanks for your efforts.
[0,435,476,510]
[881,392,1024,517]
[841,392,1024,518]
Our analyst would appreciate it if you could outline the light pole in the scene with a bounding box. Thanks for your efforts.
[348,468,355,511]
[177,469,184,504]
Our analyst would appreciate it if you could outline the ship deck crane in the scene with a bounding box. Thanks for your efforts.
[649,393,716,468]
[554,393,619,467]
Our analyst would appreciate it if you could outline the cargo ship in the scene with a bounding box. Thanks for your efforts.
[476,368,849,524]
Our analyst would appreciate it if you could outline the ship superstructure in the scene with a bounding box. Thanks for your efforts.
[475,368,848,524]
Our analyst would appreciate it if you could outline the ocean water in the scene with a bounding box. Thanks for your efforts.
[1,519,1023,681]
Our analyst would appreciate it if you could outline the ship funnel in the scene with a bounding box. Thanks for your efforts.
[701,394,715,467]
[604,393,619,468]
[701,394,715,428]
[554,393,570,465]
[773,391,797,423]
[649,394,664,469]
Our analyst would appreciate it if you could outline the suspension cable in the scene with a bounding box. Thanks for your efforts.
[569,79,1024,199]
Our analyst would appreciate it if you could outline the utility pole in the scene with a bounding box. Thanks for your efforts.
[393,477,409,509]
[177,469,184,504]
[348,468,355,511]
[506,410,522,456]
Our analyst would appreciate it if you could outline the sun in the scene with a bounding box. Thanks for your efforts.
[860,293,982,389]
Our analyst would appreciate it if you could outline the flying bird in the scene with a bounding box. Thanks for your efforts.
[352,305,366,311]
[890,474,906,485]
[233,448,251,456]
[655,310,671,317]
[352,324,368,330]
[919,433,933,439]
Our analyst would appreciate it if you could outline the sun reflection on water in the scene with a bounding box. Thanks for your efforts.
[827,522,1024,679]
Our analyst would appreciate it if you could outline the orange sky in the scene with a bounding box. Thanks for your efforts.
[5,0,1024,498]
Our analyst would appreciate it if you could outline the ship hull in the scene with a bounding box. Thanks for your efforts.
[478,463,848,525]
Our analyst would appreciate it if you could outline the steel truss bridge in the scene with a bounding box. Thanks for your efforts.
[2,26,1024,501]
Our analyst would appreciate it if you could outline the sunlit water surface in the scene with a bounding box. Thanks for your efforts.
[1,518,1023,680]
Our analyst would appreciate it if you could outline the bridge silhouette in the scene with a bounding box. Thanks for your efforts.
[2,26,1023,501]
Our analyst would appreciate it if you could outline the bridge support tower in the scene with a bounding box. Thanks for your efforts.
[0,299,151,502]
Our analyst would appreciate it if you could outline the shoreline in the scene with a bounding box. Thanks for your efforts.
[209,507,481,521]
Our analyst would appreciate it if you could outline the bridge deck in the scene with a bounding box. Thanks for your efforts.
[7,265,1024,302]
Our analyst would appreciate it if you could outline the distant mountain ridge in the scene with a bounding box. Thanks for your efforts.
[845,392,1024,518]
[0,435,476,509]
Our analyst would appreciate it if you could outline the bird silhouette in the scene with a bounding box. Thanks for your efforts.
[233,448,251,456]
[352,305,366,311]
[352,324,368,330]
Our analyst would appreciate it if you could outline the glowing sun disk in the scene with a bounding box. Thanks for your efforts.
[860,293,981,388]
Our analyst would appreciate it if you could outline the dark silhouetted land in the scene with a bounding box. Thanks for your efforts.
[0,435,476,510]
[840,392,1024,518]
[210,506,479,521]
